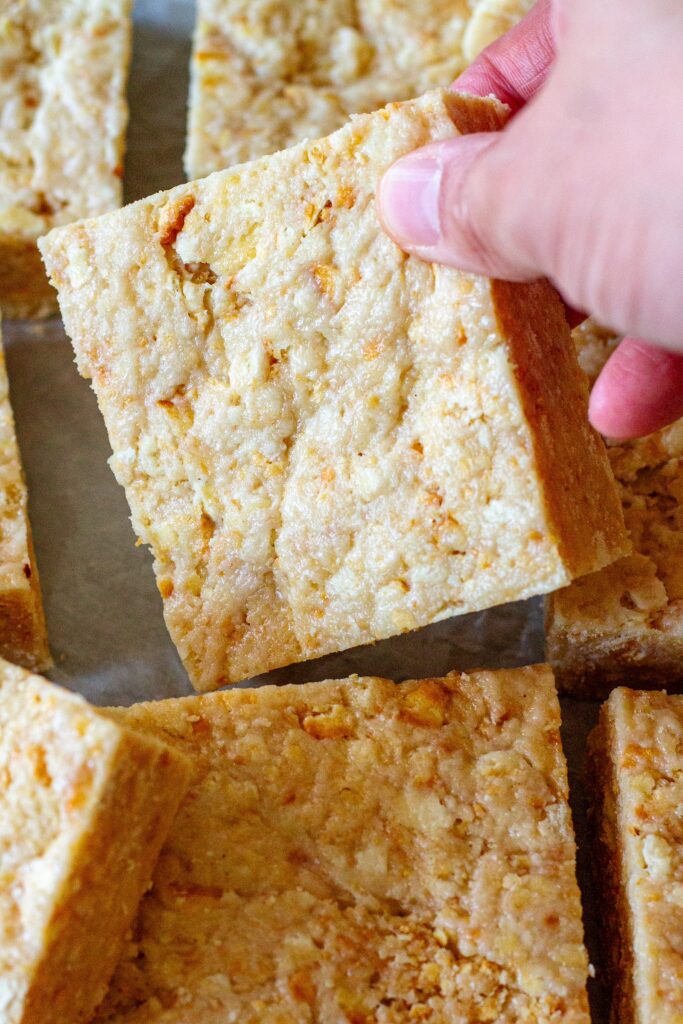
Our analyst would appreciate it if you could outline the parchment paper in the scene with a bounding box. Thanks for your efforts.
[2,2,607,1017]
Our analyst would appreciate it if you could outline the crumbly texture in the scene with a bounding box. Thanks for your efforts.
[185,0,538,178]
[0,658,190,1024]
[0,322,49,670]
[547,320,683,698]
[185,0,479,178]
[96,664,590,1023]
[589,688,683,1024]
[0,0,132,317]
[462,0,535,60]
[41,91,627,691]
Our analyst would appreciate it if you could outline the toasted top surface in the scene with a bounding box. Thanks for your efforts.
[553,324,683,638]
[0,661,126,973]
[0,0,131,242]
[187,0,472,176]
[99,665,589,1023]
[43,90,626,689]
[602,688,683,1021]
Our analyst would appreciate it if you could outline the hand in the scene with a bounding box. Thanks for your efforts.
[378,0,683,439]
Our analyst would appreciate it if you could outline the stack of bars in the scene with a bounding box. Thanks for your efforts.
[2,1,683,1024]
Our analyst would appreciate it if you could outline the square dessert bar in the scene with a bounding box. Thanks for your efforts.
[547,320,683,698]
[589,687,683,1024]
[0,321,49,670]
[98,664,590,1023]
[0,0,132,318]
[186,0,474,178]
[41,91,627,691]
[0,659,189,1024]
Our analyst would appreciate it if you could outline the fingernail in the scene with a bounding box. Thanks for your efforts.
[379,155,442,248]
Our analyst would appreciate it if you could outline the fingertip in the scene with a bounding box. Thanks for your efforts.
[588,372,631,439]
[589,337,683,439]
[453,0,556,109]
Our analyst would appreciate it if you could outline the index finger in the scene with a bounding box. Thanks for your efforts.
[454,0,557,112]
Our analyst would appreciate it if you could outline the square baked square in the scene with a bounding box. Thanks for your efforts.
[0,0,132,317]
[589,687,683,1024]
[41,90,627,691]
[186,0,474,178]
[98,664,590,1023]
[0,658,189,1024]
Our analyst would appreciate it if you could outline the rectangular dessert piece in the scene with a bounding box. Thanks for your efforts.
[97,664,590,1023]
[547,320,683,698]
[41,90,627,692]
[0,658,190,1024]
[463,0,536,60]
[589,687,683,1024]
[0,321,49,670]
[0,0,132,318]
[185,0,474,178]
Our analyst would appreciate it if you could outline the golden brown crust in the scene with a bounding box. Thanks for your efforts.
[0,332,50,670]
[0,584,50,674]
[492,282,626,579]
[443,89,511,135]
[0,238,58,320]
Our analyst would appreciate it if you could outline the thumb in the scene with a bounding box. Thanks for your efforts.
[377,131,542,281]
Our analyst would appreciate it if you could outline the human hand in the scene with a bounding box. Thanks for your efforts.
[378,0,683,439]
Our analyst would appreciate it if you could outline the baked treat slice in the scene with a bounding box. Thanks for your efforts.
[186,0,540,180]
[41,91,627,692]
[0,658,190,1024]
[186,0,476,178]
[0,0,132,318]
[547,320,683,698]
[589,687,683,1024]
[463,0,536,60]
[97,664,590,1023]
[0,320,50,670]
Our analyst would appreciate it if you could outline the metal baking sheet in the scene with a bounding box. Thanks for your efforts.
[2,2,607,1017]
